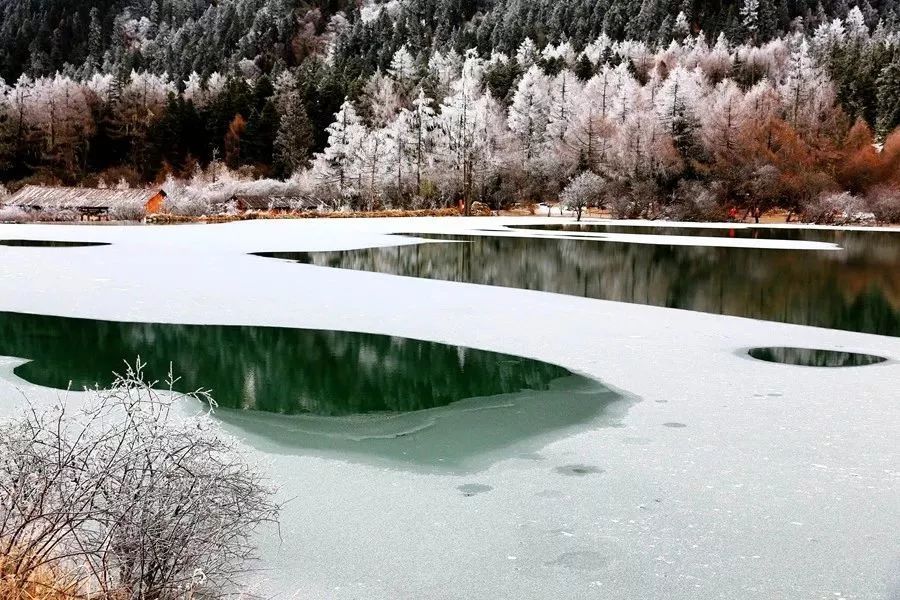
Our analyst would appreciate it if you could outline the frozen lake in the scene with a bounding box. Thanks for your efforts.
[0,217,897,599]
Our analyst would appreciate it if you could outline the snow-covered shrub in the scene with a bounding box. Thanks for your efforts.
[165,165,315,215]
[0,362,278,599]
[163,192,211,217]
[665,180,727,222]
[802,191,865,224]
[110,200,147,221]
[33,208,78,222]
[560,171,604,221]
[866,186,900,223]
[0,206,30,223]
[610,180,659,219]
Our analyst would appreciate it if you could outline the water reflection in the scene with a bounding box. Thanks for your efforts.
[0,312,573,416]
[0,311,626,469]
[0,240,109,247]
[747,347,888,367]
[259,232,899,336]
[511,223,899,243]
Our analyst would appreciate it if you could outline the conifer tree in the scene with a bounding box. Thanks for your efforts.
[274,101,314,177]
[875,53,900,137]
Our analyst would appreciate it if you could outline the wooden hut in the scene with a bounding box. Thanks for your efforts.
[5,186,166,220]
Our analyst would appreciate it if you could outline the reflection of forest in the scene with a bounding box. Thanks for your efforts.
[748,347,887,367]
[514,224,900,249]
[0,312,571,415]
[0,240,109,247]
[270,232,899,336]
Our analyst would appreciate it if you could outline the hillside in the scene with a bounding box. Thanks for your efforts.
[1,0,899,223]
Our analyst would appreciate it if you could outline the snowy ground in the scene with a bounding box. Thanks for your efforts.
[0,217,897,600]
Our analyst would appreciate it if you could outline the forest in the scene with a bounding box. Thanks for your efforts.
[1,0,900,221]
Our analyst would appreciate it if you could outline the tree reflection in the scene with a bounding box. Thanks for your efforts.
[265,232,899,336]
[0,312,571,415]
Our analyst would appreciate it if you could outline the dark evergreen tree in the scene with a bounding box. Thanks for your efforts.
[875,50,900,136]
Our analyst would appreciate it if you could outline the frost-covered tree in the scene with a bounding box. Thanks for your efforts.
[560,171,604,220]
[741,0,761,40]
[515,38,539,69]
[546,69,582,143]
[655,65,703,155]
[313,99,365,193]
[408,89,438,194]
[384,111,411,197]
[780,39,834,133]
[508,65,550,166]
[845,6,870,43]
[673,11,690,40]
[361,71,403,128]
[435,51,488,213]
[564,65,630,171]
[428,49,462,97]
[389,45,418,89]
[356,126,388,209]
[701,79,748,161]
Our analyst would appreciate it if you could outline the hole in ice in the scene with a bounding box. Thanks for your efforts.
[0,311,575,416]
[0,239,109,247]
[554,464,604,476]
[663,422,687,428]
[0,311,634,470]
[457,484,493,497]
[747,347,888,367]
[255,227,900,338]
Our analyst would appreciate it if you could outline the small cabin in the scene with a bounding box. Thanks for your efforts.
[5,186,166,220]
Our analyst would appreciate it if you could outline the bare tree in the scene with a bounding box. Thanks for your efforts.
[0,361,279,600]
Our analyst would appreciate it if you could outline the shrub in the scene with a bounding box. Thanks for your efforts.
[0,362,279,600]
[109,200,147,221]
[609,180,661,219]
[664,180,727,222]
[801,191,866,224]
[0,206,30,223]
[866,186,900,223]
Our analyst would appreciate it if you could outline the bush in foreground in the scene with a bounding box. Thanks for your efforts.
[0,362,278,600]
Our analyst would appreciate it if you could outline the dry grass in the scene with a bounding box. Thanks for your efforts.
[146,207,462,224]
[0,553,82,600]
[138,205,900,226]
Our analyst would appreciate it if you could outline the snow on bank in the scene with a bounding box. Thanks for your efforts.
[462,224,842,249]
[0,216,897,600]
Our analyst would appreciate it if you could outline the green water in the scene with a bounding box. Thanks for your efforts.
[747,347,888,367]
[259,231,900,336]
[509,223,898,242]
[0,311,576,415]
[0,311,623,468]
[0,239,108,247]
